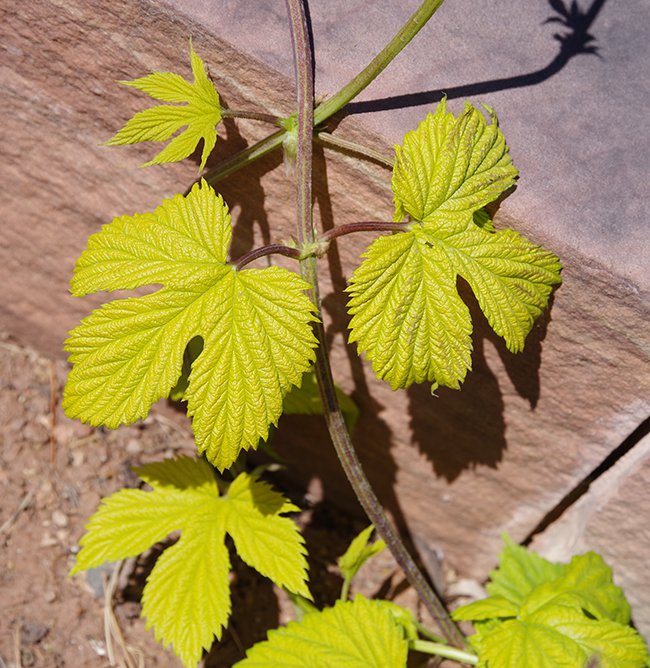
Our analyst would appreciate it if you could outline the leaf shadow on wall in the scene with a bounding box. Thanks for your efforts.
[407,278,553,483]
[344,0,607,116]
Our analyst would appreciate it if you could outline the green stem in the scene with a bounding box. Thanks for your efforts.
[316,132,394,169]
[340,576,352,602]
[203,0,445,185]
[313,0,446,126]
[414,620,447,644]
[284,0,465,648]
[221,108,281,125]
[409,639,478,665]
[203,130,285,185]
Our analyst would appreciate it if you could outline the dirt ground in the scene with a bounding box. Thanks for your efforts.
[0,334,470,667]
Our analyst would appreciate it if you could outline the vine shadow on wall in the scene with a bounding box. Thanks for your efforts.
[345,0,606,115]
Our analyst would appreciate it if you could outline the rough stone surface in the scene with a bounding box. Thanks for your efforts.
[171,0,650,290]
[2,0,649,625]
[532,432,650,640]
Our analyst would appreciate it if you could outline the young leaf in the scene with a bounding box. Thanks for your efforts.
[338,525,386,584]
[233,595,408,668]
[347,100,561,391]
[478,603,648,668]
[486,534,566,605]
[454,539,649,668]
[72,457,310,668]
[106,42,222,169]
[392,98,517,232]
[63,180,318,471]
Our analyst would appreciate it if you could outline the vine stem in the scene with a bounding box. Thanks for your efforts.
[313,0,447,125]
[284,0,465,648]
[204,0,446,186]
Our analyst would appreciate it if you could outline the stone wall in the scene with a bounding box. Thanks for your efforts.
[2,0,649,636]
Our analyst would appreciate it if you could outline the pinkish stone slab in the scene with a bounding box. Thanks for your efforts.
[1,0,649,628]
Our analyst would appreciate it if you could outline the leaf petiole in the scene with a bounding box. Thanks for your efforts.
[221,108,282,125]
[234,243,302,270]
[203,129,286,185]
[315,132,394,168]
[409,639,478,665]
[320,221,409,244]
[340,576,352,602]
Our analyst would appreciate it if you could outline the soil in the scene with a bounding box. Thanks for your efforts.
[0,333,468,668]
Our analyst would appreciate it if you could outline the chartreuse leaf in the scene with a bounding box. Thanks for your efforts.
[233,595,408,668]
[453,538,649,668]
[486,534,566,605]
[63,180,317,471]
[283,367,359,430]
[72,457,310,668]
[338,525,386,584]
[106,42,221,169]
[222,471,310,598]
[347,99,561,391]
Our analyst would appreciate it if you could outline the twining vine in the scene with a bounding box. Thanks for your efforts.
[61,0,649,666]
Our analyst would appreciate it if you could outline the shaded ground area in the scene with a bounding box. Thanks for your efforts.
[0,334,469,667]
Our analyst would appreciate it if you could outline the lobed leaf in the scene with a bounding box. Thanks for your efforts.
[454,537,649,668]
[223,472,311,599]
[338,525,386,584]
[72,457,310,668]
[392,98,518,231]
[347,228,473,390]
[233,595,408,668]
[106,42,222,170]
[486,534,565,605]
[64,180,318,471]
[348,100,561,391]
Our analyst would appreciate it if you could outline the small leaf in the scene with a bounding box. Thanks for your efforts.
[64,180,318,471]
[457,539,649,668]
[392,98,518,231]
[233,595,408,668]
[527,604,649,668]
[486,535,566,605]
[478,618,588,668]
[338,525,386,584]
[348,100,561,391]
[72,457,310,668]
[106,42,222,170]
[453,595,519,622]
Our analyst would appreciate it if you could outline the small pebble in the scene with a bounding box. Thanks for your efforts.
[44,590,57,603]
[40,533,57,548]
[126,438,142,455]
[71,451,84,467]
[52,510,68,528]
[21,620,49,645]
[55,529,69,542]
